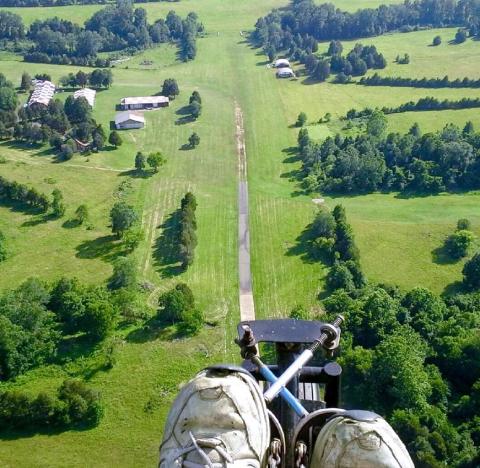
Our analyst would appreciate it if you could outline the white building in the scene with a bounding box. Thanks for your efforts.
[276,67,295,78]
[73,88,96,107]
[120,96,169,111]
[28,80,55,106]
[115,111,145,130]
[274,58,291,68]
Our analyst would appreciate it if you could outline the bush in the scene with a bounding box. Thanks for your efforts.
[463,253,480,290]
[327,262,355,291]
[178,308,204,335]
[0,380,102,431]
[457,218,471,231]
[445,230,475,259]
[109,256,137,290]
[289,304,310,320]
[158,283,195,323]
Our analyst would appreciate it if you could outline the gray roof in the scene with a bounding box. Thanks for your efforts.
[115,111,145,125]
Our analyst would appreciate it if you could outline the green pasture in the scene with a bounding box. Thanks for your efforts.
[1,0,480,465]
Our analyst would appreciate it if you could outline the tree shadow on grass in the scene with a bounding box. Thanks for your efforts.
[286,222,332,267]
[75,235,123,262]
[21,213,56,227]
[442,280,465,297]
[153,208,184,278]
[126,316,179,343]
[0,424,93,442]
[431,245,458,265]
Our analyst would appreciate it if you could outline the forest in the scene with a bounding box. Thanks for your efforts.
[303,205,480,467]
[297,114,480,194]
[0,4,203,66]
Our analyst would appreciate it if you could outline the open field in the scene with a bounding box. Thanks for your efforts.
[1,0,480,465]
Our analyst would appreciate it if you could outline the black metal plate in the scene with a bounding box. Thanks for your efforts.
[238,319,325,344]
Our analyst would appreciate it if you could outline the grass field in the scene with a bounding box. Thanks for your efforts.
[1,0,480,465]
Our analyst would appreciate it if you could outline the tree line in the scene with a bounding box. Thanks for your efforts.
[0,5,203,67]
[179,192,197,269]
[304,206,480,466]
[298,116,480,194]
[302,42,387,83]
[59,68,113,89]
[0,176,51,212]
[253,0,480,62]
[359,73,480,89]
[0,0,178,7]
[345,96,480,120]
[0,379,102,431]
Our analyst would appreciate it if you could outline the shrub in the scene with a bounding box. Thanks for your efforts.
[445,230,475,259]
[178,308,204,335]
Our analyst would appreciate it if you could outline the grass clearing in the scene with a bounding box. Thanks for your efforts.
[1,0,480,465]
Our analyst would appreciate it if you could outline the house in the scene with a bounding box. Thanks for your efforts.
[276,67,295,78]
[73,88,96,107]
[115,111,145,130]
[28,80,55,106]
[120,96,169,110]
[274,58,291,68]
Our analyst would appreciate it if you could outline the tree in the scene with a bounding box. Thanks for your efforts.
[445,230,475,259]
[463,253,480,290]
[147,152,166,173]
[296,112,307,127]
[327,40,343,56]
[327,262,355,291]
[75,204,88,225]
[20,72,31,92]
[161,78,179,99]
[178,308,204,335]
[109,256,137,290]
[314,60,331,81]
[158,283,195,324]
[432,35,442,46]
[409,122,421,138]
[51,189,65,218]
[110,202,138,238]
[108,130,122,148]
[0,230,7,262]
[366,110,387,137]
[457,218,471,230]
[455,29,467,43]
[188,132,200,148]
[0,87,18,112]
[122,228,143,252]
[134,152,146,172]
[463,121,474,135]
[75,70,88,88]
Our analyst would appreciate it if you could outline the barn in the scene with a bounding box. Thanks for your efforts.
[120,96,169,110]
[276,67,295,78]
[274,58,291,68]
[73,88,96,107]
[115,111,146,130]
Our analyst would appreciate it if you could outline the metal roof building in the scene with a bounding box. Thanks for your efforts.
[115,111,146,130]
[28,80,55,107]
[120,96,169,110]
[73,88,96,107]
[276,67,295,78]
[274,58,291,68]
